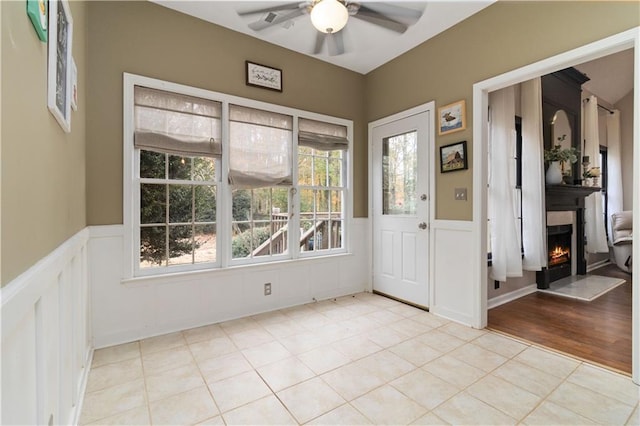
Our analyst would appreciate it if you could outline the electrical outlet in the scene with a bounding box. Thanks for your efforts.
[494,280,500,289]
[454,188,467,201]
[264,283,272,296]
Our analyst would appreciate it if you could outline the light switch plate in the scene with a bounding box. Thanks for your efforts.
[454,188,467,201]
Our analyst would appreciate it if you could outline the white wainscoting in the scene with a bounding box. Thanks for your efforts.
[429,220,475,326]
[89,218,370,349]
[1,229,92,426]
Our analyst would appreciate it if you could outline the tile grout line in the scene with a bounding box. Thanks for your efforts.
[182,330,224,425]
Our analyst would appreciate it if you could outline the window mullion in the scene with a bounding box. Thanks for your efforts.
[291,118,300,260]
[192,185,195,265]
[219,102,231,268]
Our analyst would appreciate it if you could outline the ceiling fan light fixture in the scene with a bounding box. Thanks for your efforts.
[310,0,348,34]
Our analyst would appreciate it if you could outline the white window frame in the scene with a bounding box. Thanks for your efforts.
[123,73,352,278]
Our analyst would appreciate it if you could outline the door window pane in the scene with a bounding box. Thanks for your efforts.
[382,131,417,215]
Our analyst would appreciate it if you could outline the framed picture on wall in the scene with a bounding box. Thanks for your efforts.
[438,100,466,135]
[246,61,283,92]
[26,0,48,42]
[47,0,73,132]
[440,141,468,173]
[71,58,78,111]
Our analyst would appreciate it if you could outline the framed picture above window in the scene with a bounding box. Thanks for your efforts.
[246,61,283,92]
[47,0,73,132]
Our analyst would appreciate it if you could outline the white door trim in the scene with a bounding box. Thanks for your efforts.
[471,27,640,383]
[368,101,436,302]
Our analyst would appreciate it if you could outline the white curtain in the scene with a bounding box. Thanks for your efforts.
[520,78,547,270]
[489,86,523,281]
[606,110,623,240]
[584,96,609,253]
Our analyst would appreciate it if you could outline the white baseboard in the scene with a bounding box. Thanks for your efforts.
[71,347,94,426]
[488,284,538,309]
[587,259,612,273]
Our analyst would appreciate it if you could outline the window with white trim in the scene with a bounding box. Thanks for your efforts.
[229,104,293,261]
[127,77,351,276]
[298,118,347,252]
[135,87,221,270]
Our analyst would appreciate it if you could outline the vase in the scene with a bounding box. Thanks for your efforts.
[546,161,563,185]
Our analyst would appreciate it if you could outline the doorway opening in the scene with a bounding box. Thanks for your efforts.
[473,28,639,383]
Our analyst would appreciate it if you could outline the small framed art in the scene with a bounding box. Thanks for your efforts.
[438,100,466,135]
[71,58,78,111]
[27,0,48,42]
[246,61,282,92]
[47,0,73,132]
[440,141,468,173]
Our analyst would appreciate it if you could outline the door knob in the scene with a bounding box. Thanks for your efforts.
[420,194,427,201]
[418,222,427,230]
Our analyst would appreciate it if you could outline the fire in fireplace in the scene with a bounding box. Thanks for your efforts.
[549,244,570,267]
[536,224,573,289]
[547,224,572,272]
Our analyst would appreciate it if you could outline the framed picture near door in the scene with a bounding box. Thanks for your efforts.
[438,100,466,135]
[440,141,468,173]
[47,0,73,132]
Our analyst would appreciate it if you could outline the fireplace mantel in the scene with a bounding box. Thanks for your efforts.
[538,184,601,288]
[545,184,601,211]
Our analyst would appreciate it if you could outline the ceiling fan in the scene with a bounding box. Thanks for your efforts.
[237,1,424,56]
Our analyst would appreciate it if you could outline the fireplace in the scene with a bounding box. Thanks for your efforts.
[547,224,572,269]
[537,224,573,289]
[537,184,600,289]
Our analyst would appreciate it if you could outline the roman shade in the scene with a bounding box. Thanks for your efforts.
[229,104,293,188]
[299,118,348,151]
[134,86,222,158]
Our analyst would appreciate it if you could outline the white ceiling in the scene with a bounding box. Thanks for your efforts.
[575,49,635,106]
[152,1,494,74]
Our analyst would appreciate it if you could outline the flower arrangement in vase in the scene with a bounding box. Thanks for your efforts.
[544,144,579,184]
[583,166,601,187]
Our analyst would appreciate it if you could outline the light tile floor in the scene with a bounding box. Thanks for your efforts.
[80,292,640,425]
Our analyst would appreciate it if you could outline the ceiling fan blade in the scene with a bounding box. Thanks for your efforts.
[313,32,326,55]
[358,3,423,24]
[327,32,345,57]
[248,7,306,31]
[353,6,409,33]
[238,2,301,17]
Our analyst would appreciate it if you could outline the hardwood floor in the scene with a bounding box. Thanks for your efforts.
[488,263,632,374]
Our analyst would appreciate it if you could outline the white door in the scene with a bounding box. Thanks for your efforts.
[372,110,430,308]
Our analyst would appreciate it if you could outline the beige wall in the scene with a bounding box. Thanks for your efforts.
[488,270,536,299]
[86,1,366,225]
[3,1,637,285]
[1,1,87,285]
[365,1,639,220]
[616,90,634,211]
